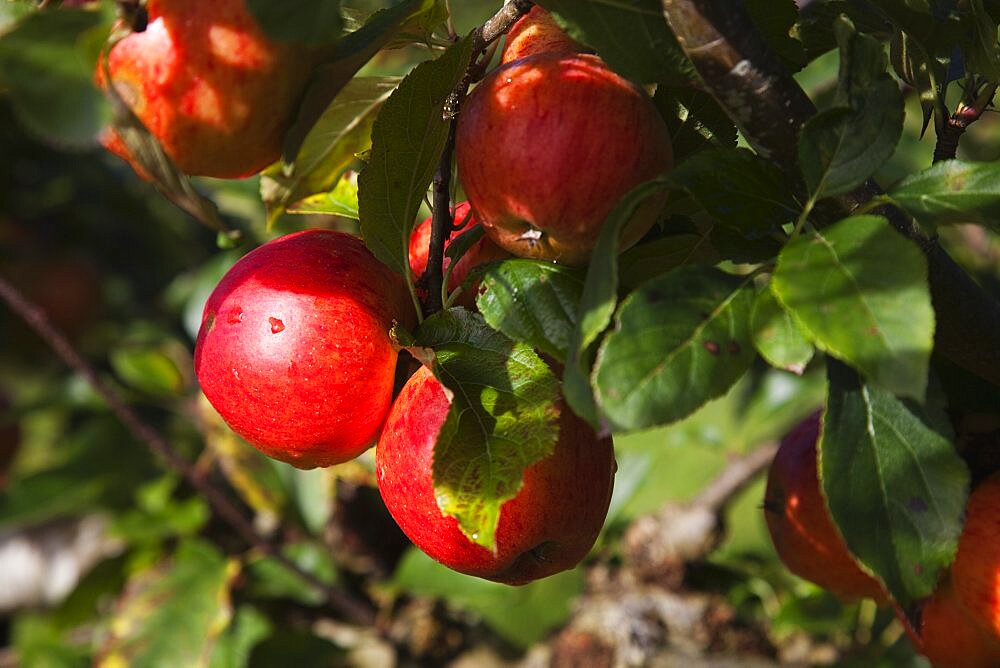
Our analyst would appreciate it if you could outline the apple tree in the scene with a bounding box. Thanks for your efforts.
[1,0,1000,664]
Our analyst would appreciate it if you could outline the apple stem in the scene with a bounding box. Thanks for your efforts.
[932,77,997,164]
[0,275,377,627]
[662,0,1000,390]
[423,0,535,315]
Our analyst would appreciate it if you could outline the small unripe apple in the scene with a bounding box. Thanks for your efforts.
[376,365,616,585]
[408,201,509,307]
[194,230,413,469]
[99,0,316,178]
[913,575,1000,668]
[952,472,1000,641]
[456,53,672,265]
[764,413,888,602]
[501,7,584,64]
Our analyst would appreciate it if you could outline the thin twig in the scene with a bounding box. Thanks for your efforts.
[0,276,375,627]
[424,0,534,314]
[933,80,998,163]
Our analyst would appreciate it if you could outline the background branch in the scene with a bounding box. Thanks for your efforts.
[662,0,1000,389]
[0,276,376,627]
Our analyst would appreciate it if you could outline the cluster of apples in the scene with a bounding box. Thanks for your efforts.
[765,414,1000,667]
[99,2,673,584]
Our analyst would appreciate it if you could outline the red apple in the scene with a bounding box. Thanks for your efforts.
[501,6,584,64]
[376,365,616,584]
[408,201,509,307]
[764,413,888,602]
[194,230,413,469]
[456,53,672,265]
[912,574,1000,668]
[952,472,1000,641]
[99,0,317,178]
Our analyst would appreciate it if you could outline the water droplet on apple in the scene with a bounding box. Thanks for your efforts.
[269,317,285,334]
[471,533,479,540]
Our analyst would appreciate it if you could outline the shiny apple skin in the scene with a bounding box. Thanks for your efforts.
[376,365,616,585]
[195,230,412,469]
[456,53,672,265]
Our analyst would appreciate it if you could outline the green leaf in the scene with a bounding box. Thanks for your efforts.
[618,231,718,289]
[209,606,272,668]
[593,267,755,432]
[13,614,88,668]
[889,159,1000,232]
[282,0,439,159]
[563,179,669,426]
[413,309,561,550]
[340,0,448,49]
[0,7,112,147]
[822,365,969,610]
[964,0,1000,83]
[292,467,333,535]
[262,77,397,223]
[669,148,800,235]
[246,0,342,46]
[246,542,338,606]
[751,286,814,374]
[392,547,584,648]
[798,78,904,199]
[772,216,934,401]
[745,0,806,72]
[109,345,187,397]
[97,540,240,668]
[653,85,737,160]
[357,36,474,277]
[0,417,156,529]
[832,16,890,108]
[285,170,360,219]
[475,260,584,363]
[536,0,695,84]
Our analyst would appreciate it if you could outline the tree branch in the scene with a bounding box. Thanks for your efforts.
[623,442,778,579]
[0,276,375,627]
[933,80,997,163]
[662,0,1000,389]
[424,0,534,314]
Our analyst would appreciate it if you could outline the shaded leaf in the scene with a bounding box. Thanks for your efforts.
[262,77,396,223]
[536,0,695,84]
[889,159,1000,232]
[798,78,904,199]
[476,259,584,363]
[246,0,342,46]
[772,216,933,401]
[209,606,272,668]
[563,179,670,426]
[282,0,439,159]
[822,365,969,610]
[594,267,755,431]
[751,286,814,374]
[246,542,338,606]
[669,148,800,235]
[618,231,718,289]
[745,0,806,71]
[97,540,239,668]
[0,7,112,147]
[357,36,474,277]
[653,85,737,160]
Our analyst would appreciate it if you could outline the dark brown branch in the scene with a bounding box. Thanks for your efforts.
[424,0,534,314]
[662,0,1000,389]
[0,276,375,627]
[933,82,997,163]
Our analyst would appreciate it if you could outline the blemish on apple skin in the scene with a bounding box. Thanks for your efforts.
[269,317,285,334]
[227,307,243,324]
[704,341,721,355]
